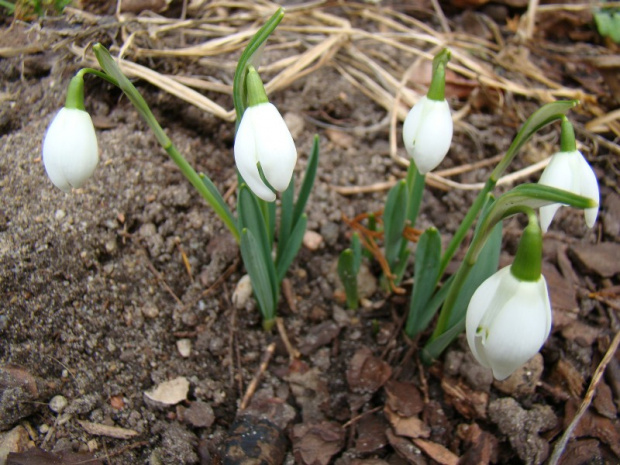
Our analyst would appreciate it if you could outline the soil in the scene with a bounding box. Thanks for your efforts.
[1,1,619,465]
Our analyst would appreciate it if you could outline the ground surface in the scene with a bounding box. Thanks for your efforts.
[1,1,619,464]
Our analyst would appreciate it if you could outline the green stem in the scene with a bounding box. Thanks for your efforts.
[232,8,285,123]
[92,44,239,242]
[431,182,595,340]
[427,48,451,101]
[560,116,577,152]
[511,210,542,281]
[437,100,578,279]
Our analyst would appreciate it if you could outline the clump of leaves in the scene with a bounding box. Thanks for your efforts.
[594,7,620,43]
[1,0,71,20]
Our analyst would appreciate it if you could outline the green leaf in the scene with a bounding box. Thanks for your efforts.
[238,185,277,302]
[292,135,320,228]
[405,227,442,337]
[447,219,501,329]
[405,161,426,226]
[276,214,307,283]
[351,232,362,274]
[240,228,277,322]
[200,174,237,232]
[338,249,359,310]
[383,180,407,270]
[420,316,466,365]
[278,176,295,255]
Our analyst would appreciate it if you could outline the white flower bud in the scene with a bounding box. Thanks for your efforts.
[538,149,599,232]
[42,108,99,193]
[234,102,297,202]
[402,96,453,174]
[466,266,552,380]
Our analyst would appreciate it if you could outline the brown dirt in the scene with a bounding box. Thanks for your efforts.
[1,2,619,464]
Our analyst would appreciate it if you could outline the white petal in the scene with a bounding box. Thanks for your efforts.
[234,108,276,202]
[251,103,297,192]
[402,97,452,174]
[576,153,599,228]
[538,151,576,232]
[42,108,99,192]
[465,266,507,368]
[483,277,551,380]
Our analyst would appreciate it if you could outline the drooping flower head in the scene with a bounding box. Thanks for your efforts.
[42,75,99,193]
[234,66,297,202]
[466,216,551,380]
[402,49,453,174]
[538,117,599,232]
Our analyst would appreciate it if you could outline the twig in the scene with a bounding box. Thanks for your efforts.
[548,330,620,465]
[276,317,300,360]
[142,251,184,306]
[239,342,276,410]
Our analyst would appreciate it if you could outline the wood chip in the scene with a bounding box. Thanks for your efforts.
[384,406,430,439]
[77,420,138,440]
[144,376,190,406]
[412,438,459,465]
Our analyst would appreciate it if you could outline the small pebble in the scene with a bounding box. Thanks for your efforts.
[302,230,324,251]
[177,339,192,358]
[49,395,68,414]
[141,305,159,319]
[232,275,253,309]
[54,209,66,220]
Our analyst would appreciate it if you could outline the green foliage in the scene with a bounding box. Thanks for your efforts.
[594,8,620,43]
[2,0,71,19]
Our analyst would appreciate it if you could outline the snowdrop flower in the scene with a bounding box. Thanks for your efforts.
[402,49,453,175]
[466,217,551,380]
[466,266,552,380]
[234,66,296,202]
[402,96,453,174]
[42,76,99,193]
[538,117,599,232]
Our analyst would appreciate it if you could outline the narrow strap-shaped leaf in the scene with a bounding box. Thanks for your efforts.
[240,228,277,325]
[351,232,362,274]
[292,135,320,228]
[422,219,502,364]
[266,197,276,247]
[338,249,359,310]
[420,316,466,365]
[447,219,502,329]
[199,174,237,232]
[276,213,307,283]
[232,8,285,123]
[275,212,307,283]
[405,227,442,338]
[405,161,426,226]
[278,177,295,257]
[238,185,277,301]
[383,180,407,270]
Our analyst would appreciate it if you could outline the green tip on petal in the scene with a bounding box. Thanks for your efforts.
[64,75,86,111]
[246,66,269,107]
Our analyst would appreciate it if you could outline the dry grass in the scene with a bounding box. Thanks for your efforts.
[8,0,618,191]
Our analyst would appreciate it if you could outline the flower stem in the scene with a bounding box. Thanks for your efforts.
[427,48,450,102]
[91,44,239,242]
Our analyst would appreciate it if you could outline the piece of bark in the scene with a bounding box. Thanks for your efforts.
[291,421,345,465]
[384,380,424,416]
[384,406,430,439]
[346,347,392,394]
